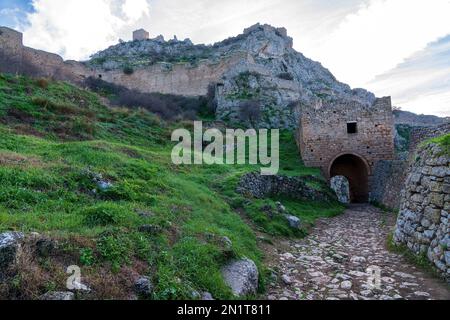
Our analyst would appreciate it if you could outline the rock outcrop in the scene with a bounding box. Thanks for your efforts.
[0,232,24,270]
[87,23,375,128]
[394,137,449,280]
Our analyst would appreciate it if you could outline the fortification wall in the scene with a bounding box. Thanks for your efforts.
[394,141,449,281]
[297,97,395,178]
[0,27,91,83]
[97,53,249,96]
[409,123,450,154]
[370,160,408,210]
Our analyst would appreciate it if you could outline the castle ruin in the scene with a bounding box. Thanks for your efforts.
[296,98,395,203]
[133,29,149,41]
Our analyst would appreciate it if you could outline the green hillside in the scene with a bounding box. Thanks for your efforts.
[0,74,343,299]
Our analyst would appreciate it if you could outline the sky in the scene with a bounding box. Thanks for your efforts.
[0,0,449,117]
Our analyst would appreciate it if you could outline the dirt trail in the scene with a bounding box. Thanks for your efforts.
[263,205,450,300]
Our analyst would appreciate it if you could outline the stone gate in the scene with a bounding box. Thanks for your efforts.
[296,97,395,202]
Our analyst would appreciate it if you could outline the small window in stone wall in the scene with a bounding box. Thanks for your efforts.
[347,122,357,134]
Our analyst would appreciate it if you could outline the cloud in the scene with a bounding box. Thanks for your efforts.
[368,36,450,117]
[19,0,151,60]
[309,0,450,87]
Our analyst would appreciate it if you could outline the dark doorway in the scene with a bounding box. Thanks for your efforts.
[329,154,369,203]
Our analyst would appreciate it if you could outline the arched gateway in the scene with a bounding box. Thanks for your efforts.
[296,97,395,203]
[329,153,370,203]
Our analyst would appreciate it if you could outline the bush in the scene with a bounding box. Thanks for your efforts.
[277,72,294,81]
[239,100,261,128]
[82,203,125,227]
[36,78,49,89]
[97,232,132,272]
[123,66,134,75]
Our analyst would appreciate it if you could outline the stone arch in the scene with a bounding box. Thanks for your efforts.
[328,153,370,203]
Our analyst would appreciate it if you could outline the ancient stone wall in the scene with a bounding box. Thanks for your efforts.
[97,53,249,97]
[409,123,450,154]
[370,160,408,210]
[296,97,395,179]
[0,27,91,83]
[394,140,449,280]
[237,172,336,202]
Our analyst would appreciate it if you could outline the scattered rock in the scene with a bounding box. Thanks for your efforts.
[201,292,214,300]
[414,291,431,298]
[0,232,24,269]
[340,281,352,290]
[285,215,301,229]
[222,259,259,297]
[134,276,153,297]
[281,275,293,285]
[138,225,162,235]
[39,291,75,301]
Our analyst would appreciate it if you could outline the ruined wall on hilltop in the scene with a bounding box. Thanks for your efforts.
[96,53,250,97]
[0,27,91,83]
[394,139,449,281]
[409,123,450,154]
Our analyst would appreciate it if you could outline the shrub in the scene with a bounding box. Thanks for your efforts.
[36,78,49,89]
[97,231,133,272]
[277,72,294,81]
[123,66,134,75]
[82,203,125,227]
[239,100,261,128]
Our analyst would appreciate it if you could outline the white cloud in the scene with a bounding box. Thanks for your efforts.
[19,0,151,60]
[122,0,150,21]
[309,0,450,87]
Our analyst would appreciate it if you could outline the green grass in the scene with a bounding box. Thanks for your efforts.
[425,133,450,156]
[0,73,344,299]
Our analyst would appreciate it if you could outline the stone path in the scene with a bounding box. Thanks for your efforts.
[264,205,450,300]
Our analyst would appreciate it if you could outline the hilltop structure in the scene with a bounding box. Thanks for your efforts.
[133,29,149,41]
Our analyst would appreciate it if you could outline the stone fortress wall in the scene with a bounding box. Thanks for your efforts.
[394,141,449,281]
[0,27,90,83]
[296,97,395,179]
[97,52,249,97]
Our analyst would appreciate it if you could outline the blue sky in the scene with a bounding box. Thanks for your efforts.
[0,0,449,117]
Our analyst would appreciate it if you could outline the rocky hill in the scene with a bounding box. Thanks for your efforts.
[87,24,375,128]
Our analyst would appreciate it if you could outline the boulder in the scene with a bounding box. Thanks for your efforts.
[134,276,153,297]
[330,176,350,204]
[201,292,215,300]
[285,215,301,229]
[222,258,259,297]
[0,232,24,269]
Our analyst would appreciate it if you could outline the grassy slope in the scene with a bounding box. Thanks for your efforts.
[0,74,343,299]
